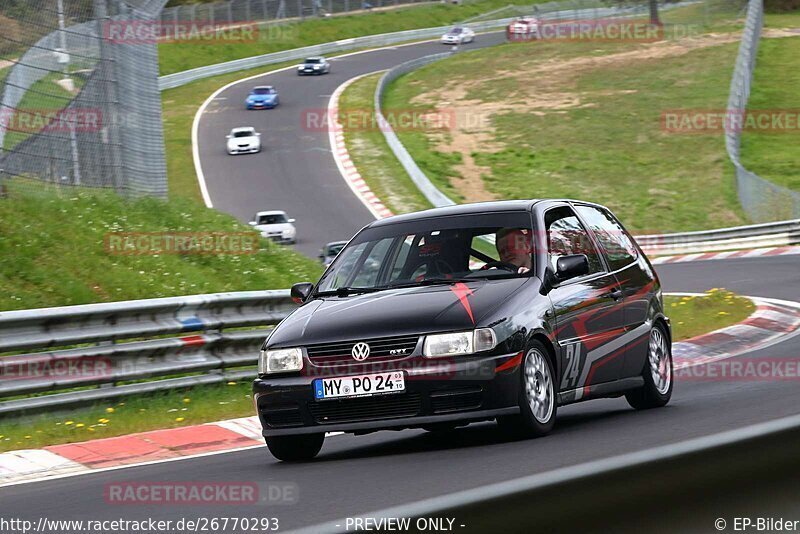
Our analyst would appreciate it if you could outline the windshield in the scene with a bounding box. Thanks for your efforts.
[232,130,254,138]
[304,58,321,64]
[315,212,534,294]
[256,214,287,224]
[448,28,463,34]
[252,87,274,95]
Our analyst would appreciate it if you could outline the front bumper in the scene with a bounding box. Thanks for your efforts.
[253,353,522,436]
[247,102,276,109]
[228,146,259,154]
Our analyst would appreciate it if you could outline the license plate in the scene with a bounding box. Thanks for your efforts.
[314,371,405,400]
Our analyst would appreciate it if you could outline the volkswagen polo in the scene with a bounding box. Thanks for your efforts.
[254,200,673,461]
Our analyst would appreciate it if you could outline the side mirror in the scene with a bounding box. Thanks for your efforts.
[290,282,314,304]
[288,218,296,223]
[248,221,257,226]
[555,254,589,282]
[226,134,231,139]
[255,132,261,136]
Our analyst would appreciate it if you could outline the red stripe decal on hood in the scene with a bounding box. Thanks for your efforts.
[449,282,475,324]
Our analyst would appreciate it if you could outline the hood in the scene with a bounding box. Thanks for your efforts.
[247,94,276,102]
[268,278,529,347]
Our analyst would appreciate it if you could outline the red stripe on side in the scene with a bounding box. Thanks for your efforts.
[496,352,523,372]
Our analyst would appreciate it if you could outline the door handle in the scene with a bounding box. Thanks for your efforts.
[607,288,623,301]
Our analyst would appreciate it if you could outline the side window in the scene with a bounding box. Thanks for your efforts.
[544,207,604,275]
[575,206,637,271]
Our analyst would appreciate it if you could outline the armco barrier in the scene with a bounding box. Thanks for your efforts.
[157,17,518,90]
[0,291,295,415]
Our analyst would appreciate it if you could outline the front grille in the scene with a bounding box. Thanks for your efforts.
[306,335,419,366]
[261,405,304,428]
[308,392,421,424]
[430,387,483,414]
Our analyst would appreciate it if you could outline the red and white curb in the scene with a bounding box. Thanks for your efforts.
[650,245,800,265]
[2,296,799,487]
[673,295,800,369]
[328,73,394,221]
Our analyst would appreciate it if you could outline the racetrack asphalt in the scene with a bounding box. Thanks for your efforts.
[3,34,800,533]
[195,33,507,258]
[1,255,798,530]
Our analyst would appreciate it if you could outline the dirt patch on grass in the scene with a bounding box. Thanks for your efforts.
[411,33,742,201]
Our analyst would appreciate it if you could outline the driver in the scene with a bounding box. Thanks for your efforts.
[494,228,533,274]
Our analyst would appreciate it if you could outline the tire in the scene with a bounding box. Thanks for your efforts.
[497,340,557,438]
[265,434,324,461]
[625,322,673,410]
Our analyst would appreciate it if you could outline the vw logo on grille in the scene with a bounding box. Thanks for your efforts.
[351,342,370,361]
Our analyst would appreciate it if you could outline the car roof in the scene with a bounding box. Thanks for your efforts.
[305,56,325,60]
[255,210,287,217]
[366,199,611,227]
[230,126,256,133]
[252,85,274,90]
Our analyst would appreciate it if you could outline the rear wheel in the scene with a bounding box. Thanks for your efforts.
[626,323,673,410]
[265,434,324,461]
[498,341,556,438]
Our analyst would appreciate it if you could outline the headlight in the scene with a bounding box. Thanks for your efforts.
[259,347,303,374]
[423,328,496,358]
[313,65,320,69]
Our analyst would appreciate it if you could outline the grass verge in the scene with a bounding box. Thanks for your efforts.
[383,30,750,233]
[0,184,323,311]
[666,288,755,341]
[0,288,755,452]
[157,0,546,75]
[739,35,800,193]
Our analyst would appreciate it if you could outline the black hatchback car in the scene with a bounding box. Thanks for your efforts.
[254,200,673,461]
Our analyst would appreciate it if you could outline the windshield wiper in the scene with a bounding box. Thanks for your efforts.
[314,286,384,297]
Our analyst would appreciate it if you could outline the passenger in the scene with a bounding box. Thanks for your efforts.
[495,228,533,274]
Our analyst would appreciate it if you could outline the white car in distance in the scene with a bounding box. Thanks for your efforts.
[249,210,297,245]
[227,127,261,155]
[440,26,475,44]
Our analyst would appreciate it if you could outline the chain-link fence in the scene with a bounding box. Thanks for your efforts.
[0,0,168,197]
[726,0,800,221]
[159,0,445,25]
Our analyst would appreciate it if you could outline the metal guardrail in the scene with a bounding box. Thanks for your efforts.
[0,291,296,415]
[725,0,800,222]
[295,411,800,533]
[158,17,517,90]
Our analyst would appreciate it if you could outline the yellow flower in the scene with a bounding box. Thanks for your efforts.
[718,311,729,316]
[678,321,684,325]
[105,407,115,414]
[227,381,237,386]
[118,402,125,406]
[65,421,74,426]
[183,398,191,404]
[87,428,95,432]
[681,296,691,301]
[75,423,85,428]
[98,418,110,424]
[679,301,686,305]
[175,417,185,422]
[24,435,31,439]
[671,302,678,307]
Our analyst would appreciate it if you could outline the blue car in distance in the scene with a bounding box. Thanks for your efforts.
[245,86,279,109]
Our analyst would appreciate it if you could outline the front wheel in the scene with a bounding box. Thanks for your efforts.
[626,322,673,410]
[265,434,324,461]
[498,341,557,438]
